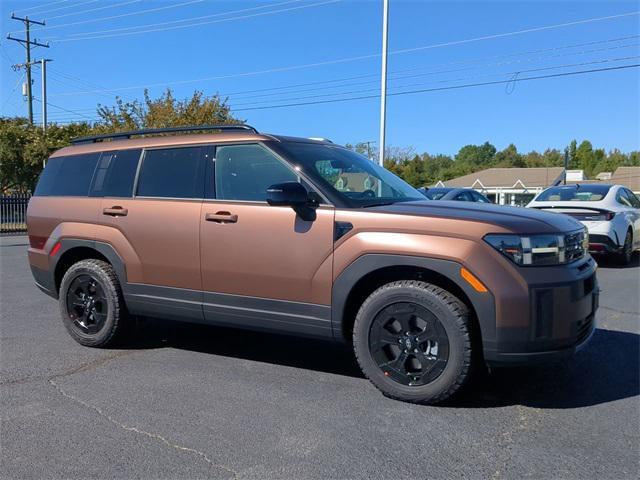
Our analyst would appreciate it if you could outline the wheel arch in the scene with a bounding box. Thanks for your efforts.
[331,254,496,348]
[52,240,127,294]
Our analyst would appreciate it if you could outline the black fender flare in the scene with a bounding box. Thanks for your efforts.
[330,254,496,347]
[49,239,128,295]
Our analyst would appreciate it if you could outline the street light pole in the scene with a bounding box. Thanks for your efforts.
[378,0,389,166]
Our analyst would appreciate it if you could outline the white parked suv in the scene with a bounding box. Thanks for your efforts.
[528,184,640,264]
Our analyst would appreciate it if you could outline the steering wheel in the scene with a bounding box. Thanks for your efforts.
[361,189,376,199]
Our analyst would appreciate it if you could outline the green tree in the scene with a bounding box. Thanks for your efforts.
[96,88,241,130]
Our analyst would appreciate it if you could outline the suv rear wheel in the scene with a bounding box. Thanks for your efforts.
[59,259,129,347]
[353,280,473,404]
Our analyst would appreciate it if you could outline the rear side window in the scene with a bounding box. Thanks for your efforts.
[34,153,100,196]
[136,147,206,199]
[91,149,141,198]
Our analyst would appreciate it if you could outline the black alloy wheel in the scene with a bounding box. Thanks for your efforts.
[368,302,449,386]
[66,274,108,334]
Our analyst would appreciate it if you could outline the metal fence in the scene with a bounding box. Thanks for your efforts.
[1,194,31,235]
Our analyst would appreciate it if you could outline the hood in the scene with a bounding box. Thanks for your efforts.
[366,200,584,234]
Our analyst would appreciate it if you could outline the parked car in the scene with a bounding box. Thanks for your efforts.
[528,184,640,265]
[418,187,491,203]
[27,124,598,405]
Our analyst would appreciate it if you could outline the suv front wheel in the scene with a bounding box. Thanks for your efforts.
[353,280,473,404]
[59,259,129,347]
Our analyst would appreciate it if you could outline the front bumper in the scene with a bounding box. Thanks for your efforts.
[484,256,599,366]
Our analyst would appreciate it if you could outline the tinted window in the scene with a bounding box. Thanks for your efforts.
[423,189,449,200]
[455,191,474,202]
[616,189,632,207]
[625,189,640,208]
[34,153,100,196]
[536,185,612,202]
[471,191,491,203]
[137,147,206,198]
[91,149,141,198]
[215,144,297,201]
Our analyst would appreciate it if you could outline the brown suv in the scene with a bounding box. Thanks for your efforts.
[27,124,598,404]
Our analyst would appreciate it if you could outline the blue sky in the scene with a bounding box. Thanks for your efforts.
[1,0,639,155]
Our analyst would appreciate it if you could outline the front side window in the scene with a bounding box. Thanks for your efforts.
[278,143,423,207]
[34,153,101,197]
[136,147,206,199]
[215,144,298,201]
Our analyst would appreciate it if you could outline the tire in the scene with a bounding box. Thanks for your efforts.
[59,259,129,347]
[617,230,633,266]
[353,280,473,405]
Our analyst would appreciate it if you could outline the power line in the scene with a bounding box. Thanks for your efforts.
[32,96,95,120]
[45,0,340,42]
[230,64,640,112]
[33,0,297,34]
[14,0,73,15]
[37,63,640,123]
[25,0,100,17]
[49,18,640,97]
[191,34,639,101]
[219,42,639,103]
[46,0,143,21]
[227,56,640,107]
[29,0,207,33]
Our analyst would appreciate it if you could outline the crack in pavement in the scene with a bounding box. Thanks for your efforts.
[598,305,639,316]
[0,350,134,386]
[45,352,238,479]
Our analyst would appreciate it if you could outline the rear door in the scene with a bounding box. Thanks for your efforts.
[199,143,334,337]
[96,146,209,321]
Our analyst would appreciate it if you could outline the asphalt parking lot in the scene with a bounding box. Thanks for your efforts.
[1,235,638,480]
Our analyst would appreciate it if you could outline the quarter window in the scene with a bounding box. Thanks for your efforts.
[34,153,100,196]
[214,144,298,201]
[136,147,206,199]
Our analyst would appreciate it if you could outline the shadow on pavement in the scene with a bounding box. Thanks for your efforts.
[592,252,639,269]
[127,319,638,409]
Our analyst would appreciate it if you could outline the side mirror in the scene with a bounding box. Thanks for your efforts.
[266,182,317,221]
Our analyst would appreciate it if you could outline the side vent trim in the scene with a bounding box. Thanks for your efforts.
[334,221,353,241]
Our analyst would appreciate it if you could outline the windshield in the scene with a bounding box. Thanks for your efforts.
[279,143,424,207]
[536,185,612,202]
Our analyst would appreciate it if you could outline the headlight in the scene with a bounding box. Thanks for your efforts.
[484,230,587,266]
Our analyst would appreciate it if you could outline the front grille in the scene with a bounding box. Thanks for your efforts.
[576,313,594,343]
[565,230,586,262]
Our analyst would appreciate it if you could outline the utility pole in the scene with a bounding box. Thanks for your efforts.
[7,13,48,125]
[563,148,569,184]
[40,58,52,133]
[364,141,375,160]
[378,0,389,166]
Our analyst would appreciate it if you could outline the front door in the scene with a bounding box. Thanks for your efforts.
[200,143,334,336]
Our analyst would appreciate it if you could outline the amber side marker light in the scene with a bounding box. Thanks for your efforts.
[460,267,488,293]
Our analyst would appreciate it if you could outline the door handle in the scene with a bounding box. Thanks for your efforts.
[205,211,238,223]
[103,206,128,217]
